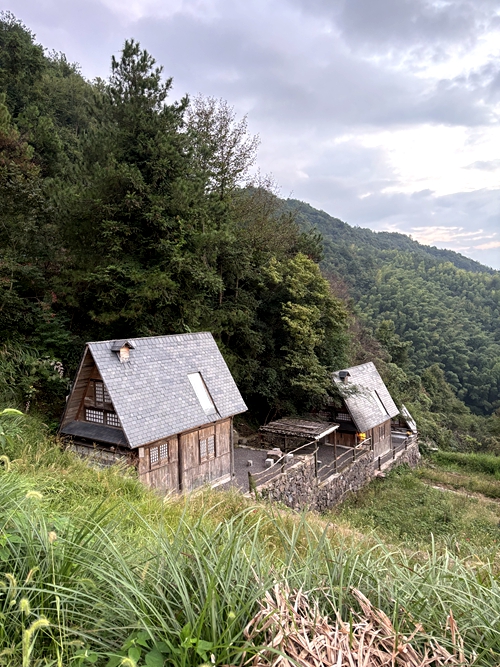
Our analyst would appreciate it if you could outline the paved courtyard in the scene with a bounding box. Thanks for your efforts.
[230,443,353,491]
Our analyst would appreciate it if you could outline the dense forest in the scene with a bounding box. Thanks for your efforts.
[1,13,499,451]
[288,200,500,414]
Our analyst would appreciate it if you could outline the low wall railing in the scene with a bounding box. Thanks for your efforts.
[247,436,374,492]
[247,438,317,492]
[375,433,417,471]
[247,432,418,493]
[317,438,372,482]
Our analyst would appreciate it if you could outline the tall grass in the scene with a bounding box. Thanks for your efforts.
[432,451,500,478]
[1,417,500,665]
[1,468,500,666]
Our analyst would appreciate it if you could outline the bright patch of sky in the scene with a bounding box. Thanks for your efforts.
[359,125,500,195]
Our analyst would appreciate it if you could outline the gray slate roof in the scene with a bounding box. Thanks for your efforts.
[87,333,247,449]
[333,362,399,432]
[62,421,129,446]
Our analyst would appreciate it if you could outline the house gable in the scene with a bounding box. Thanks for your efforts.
[62,332,247,451]
[60,347,129,448]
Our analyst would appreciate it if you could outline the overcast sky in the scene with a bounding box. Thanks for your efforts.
[7,0,500,269]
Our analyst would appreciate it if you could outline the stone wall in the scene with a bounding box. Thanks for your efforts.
[382,440,421,471]
[68,442,131,467]
[255,440,420,512]
[258,456,317,510]
[316,450,374,512]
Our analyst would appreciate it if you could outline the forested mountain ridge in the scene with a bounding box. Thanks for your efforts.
[286,199,496,275]
[287,199,500,415]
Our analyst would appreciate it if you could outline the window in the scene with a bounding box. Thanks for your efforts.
[199,438,208,462]
[86,408,104,423]
[379,424,385,440]
[159,442,169,461]
[150,447,159,466]
[199,434,216,463]
[106,412,120,427]
[94,382,111,404]
[188,373,217,415]
[207,435,215,459]
[336,412,351,421]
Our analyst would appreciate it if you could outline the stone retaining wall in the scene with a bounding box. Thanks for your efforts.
[315,450,374,512]
[258,456,317,510]
[382,442,421,471]
[256,440,420,512]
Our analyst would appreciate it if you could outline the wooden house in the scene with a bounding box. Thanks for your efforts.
[59,333,247,493]
[329,362,399,457]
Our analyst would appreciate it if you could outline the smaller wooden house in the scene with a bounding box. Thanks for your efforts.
[59,333,247,492]
[330,362,399,457]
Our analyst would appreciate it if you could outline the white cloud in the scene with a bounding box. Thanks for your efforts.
[475,241,500,250]
[409,225,493,244]
[99,0,219,23]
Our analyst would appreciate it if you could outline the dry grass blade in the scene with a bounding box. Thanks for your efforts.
[244,587,470,667]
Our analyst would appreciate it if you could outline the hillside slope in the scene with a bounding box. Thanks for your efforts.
[0,414,499,665]
[287,199,500,415]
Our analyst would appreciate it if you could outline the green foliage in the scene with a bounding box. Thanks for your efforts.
[0,345,68,416]
[289,198,500,416]
[0,12,45,116]
[334,465,500,551]
[0,18,353,418]
[431,451,500,478]
[418,460,500,500]
[1,420,500,665]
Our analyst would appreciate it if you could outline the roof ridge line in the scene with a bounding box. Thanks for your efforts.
[86,332,213,345]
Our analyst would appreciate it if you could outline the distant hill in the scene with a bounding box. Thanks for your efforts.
[286,199,495,275]
[286,198,500,415]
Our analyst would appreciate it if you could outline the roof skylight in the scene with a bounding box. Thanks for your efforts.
[371,390,390,417]
[188,373,217,415]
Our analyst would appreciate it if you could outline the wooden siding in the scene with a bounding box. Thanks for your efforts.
[138,436,179,491]
[137,418,232,494]
[372,419,392,457]
[334,431,357,447]
[60,348,97,428]
[180,418,232,492]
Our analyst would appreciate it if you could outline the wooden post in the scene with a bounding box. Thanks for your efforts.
[248,471,257,496]
[314,448,318,478]
[334,442,337,473]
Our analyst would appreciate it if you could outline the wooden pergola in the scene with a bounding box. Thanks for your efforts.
[259,418,339,452]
